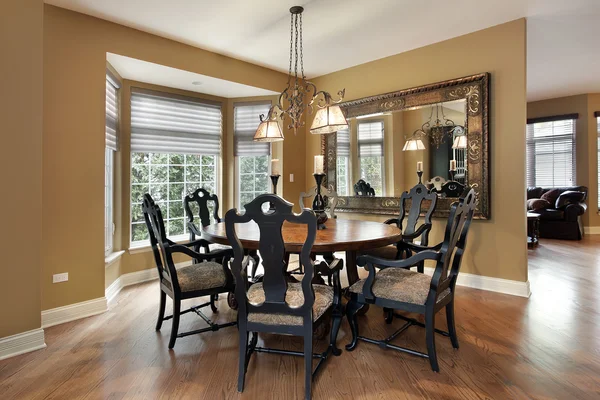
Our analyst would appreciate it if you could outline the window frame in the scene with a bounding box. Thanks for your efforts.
[357,119,386,195]
[526,115,577,188]
[129,153,219,247]
[105,148,114,256]
[236,154,271,209]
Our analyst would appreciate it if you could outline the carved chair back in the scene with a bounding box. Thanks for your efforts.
[184,188,221,240]
[142,193,181,293]
[225,194,317,328]
[299,185,339,219]
[428,189,476,300]
[398,183,438,243]
[354,179,375,196]
[440,180,466,198]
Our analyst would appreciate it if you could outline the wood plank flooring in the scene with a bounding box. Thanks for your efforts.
[2,237,600,399]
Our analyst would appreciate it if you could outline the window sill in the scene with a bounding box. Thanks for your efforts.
[105,250,125,268]
[128,235,190,255]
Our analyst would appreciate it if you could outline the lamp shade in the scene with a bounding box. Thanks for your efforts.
[452,134,468,149]
[402,138,426,151]
[310,105,348,135]
[253,120,284,142]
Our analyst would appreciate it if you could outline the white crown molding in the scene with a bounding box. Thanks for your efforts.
[0,328,46,361]
[41,297,108,329]
[424,268,531,298]
[584,226,600,235]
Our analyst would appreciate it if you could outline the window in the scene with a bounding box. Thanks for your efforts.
[336,128,350,196]
[234,102,271,208]
[105,74,119,255]
[358,121,384,195]
[526,115,577,188]
[130,89,222,244]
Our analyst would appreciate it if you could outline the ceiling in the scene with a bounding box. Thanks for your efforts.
[107,54,278,98]
[48,0,600,101]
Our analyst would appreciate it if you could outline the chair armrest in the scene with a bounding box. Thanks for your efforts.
[384,218,400,226]
[169,244,232,262]
[187,222,203,238]
[358,250,441,301]
[401,223,431,241]
[564,203,587,221]
[399,241,443,253]
[315,258,344,275]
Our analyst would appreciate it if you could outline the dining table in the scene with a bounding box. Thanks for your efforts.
[202,218,403,286]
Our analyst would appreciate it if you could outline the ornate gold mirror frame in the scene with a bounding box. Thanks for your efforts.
[322,72,490,219]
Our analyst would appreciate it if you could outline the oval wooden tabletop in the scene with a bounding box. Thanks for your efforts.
[202,218,402,253]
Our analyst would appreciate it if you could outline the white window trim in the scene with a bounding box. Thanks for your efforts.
[105,148,115,257]
[357,119,386,196]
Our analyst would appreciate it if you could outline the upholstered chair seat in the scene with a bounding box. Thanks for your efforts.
[360,245,398,260]
[247,283,334,326]
[349,268,451,305]
[164,262,227,293]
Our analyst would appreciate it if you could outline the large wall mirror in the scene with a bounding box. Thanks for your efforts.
[322,73,490,219]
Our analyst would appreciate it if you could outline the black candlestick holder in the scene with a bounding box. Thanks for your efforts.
[416,170,423,184]
[269,174,280,211]
[312,173,328,230]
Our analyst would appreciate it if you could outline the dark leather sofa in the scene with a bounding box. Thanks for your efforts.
[527,186,588,240]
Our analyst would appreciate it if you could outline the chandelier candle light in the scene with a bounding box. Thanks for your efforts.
[416,161,424,184]
[253,6,348,142]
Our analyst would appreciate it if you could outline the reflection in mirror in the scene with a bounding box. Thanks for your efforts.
[334,99,467,198]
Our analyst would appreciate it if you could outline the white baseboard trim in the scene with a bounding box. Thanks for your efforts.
[424,267,531,298]
[105,262,191,304]
[0,328,46,361]
[584,226,600,235]
[41,297,108,328]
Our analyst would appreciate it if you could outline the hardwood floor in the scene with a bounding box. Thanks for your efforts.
[2,237,600,399]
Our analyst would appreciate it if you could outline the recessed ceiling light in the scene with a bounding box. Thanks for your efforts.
[191,81,203,86]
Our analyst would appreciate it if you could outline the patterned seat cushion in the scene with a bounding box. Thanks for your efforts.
[349,268,450,305]
[246,283,334,326]
[165,262,227,292]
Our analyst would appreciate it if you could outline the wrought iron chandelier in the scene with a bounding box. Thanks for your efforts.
[253,6,348,142]
[403,103,466,151]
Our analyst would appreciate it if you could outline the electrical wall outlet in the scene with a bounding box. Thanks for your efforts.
[53,273,68,283]
[289,173,294,182]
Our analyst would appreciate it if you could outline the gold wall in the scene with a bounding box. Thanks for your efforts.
[306,19,529,282]
[42,4,292,310]
[0,0,43,337]
[528,94,600,228]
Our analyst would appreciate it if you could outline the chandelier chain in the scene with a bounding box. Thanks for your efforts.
[300,13,305,80]
[287,12,293,84]
[294,13,299,83]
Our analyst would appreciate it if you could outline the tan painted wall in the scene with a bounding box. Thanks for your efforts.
[306,19,528,282]
[527,94,598,227]
[42,5,292,310]
[0,0,43,338]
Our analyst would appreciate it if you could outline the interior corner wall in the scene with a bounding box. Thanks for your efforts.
[527,94,596,227]
[42,4,290,310]
[0,0,44,338]
[307,18,528,282]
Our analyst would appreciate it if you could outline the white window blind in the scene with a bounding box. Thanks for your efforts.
[105,76,119,151]
[131,89,222,155]
[526,115,577,187]
[234,102,271,156]
[358,121,384,157]
[337,128,350,157]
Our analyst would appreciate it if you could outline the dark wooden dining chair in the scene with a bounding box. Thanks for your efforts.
[184,187,261,279]
[345,189,477,372]
[142,193,237,349]
[354,179,375,196]
[361,182,437,273]
[225,194,343,400]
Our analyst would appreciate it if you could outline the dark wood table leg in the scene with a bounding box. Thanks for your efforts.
[345,250,369,315]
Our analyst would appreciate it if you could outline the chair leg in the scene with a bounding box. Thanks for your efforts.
[383,308,393,324]
[446,300,459,349]
[156,290,166,331]
[345,299,363,351]
[425,311,439,372]
[304,334,313,400]
[417,261,424,274]
[238,329,248,392]
[210,294,218,313]
[329,308,343,356]
[168,298,181,349]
